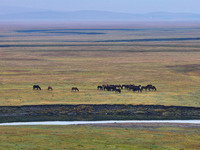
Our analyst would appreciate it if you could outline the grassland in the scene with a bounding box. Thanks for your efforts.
[0,23,200,150]
[0,23,200,107]
[0,124,199,150]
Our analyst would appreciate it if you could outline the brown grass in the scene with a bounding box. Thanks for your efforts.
[0,24,200,106]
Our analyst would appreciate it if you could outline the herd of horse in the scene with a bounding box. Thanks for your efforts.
[33,85,79,92]
[33,84,156,94]
[97,84,157,93]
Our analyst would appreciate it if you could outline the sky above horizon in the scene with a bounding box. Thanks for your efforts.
[1,0,200,14]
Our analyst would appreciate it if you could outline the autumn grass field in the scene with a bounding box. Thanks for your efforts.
[0,124,199,150]
[0,23,200,150]
[0,23,200,107]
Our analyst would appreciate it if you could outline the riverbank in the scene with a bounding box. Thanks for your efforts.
[0,120,200,126]
[0,104,200,123]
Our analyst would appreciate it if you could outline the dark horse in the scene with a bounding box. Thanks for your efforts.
[149,86,157,91]
[33,85,41,90]
[141,84,154,91]
[104,85,116,91]
[47,86,53,90]
[115,89,121,93]
[146,84,153,91]
[141,86,149,92]
[129,85,141,92]
[71,87,79,92]
[132,85,142,93]
[97,86,103,90]
[115,85,122,89]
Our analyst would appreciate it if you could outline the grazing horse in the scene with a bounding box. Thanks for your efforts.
[141,86,148,92]
[110,85,116,91]
[108,85,116,91]
[47,86,53,90]
[115,89,121,93]
[104,86,112,91]
[125,85,130,90]
[97,86,103,90]
[102,84,108,91]
[146,84,153,91]
[115,85,122,89]
[123,84,135,90]
[71,87,79,92]
[131,85,142,93]
[33,85,41,90]
[129,85,141,91]
[150,86,157,91]
[103,85,116,91]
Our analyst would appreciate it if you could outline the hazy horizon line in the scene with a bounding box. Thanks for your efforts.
[1,6,200,15]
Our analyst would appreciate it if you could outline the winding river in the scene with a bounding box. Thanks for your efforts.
[0,120,200,126]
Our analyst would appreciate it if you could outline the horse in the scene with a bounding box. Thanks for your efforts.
[47,86,53,90]
[131,85,142,93]
[108,85,116,91]
[102,84,108,91]
[110,85,116,91]
[146,84,153,91]
[71,87,79,92]
[97,86,103,90]
[33,85,41,90]
[115,89,121,93]
[104,86,112,91]
[149,86,157,91]
[115,85,122,89]
[125,85,130,90]
[123,84,135,90]
[103,85,116,91]
[141,86,148,92]
[129,85,141,91]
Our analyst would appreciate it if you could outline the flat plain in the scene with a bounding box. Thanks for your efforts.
[0,124,200,150]
[0,22,200,150]
[0,23,199,107]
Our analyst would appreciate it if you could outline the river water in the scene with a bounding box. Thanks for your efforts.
[0,120,200,126]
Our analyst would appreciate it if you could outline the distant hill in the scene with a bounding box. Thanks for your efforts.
[0,6,200,22]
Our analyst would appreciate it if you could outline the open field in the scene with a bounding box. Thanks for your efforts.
[0,23,200,107]
[0,124,199,150]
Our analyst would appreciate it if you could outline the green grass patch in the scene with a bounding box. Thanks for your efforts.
[0,125,199,150]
